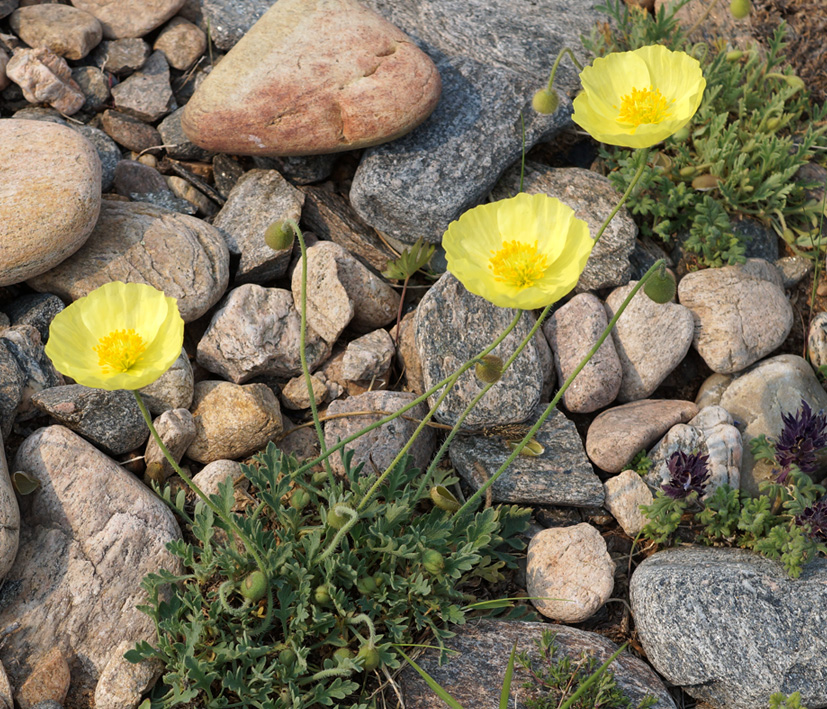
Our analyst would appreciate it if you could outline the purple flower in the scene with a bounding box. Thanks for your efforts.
[796,498,827,543]
[661,451,710,500]
[774,401,827,476]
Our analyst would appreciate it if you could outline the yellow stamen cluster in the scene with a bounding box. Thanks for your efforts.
[488,240,549,290]
[616,86,672,126]
[93,328,147,373]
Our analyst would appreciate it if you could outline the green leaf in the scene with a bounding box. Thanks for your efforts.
[498,642,517,709]
[381,238,435,281]
[12,471,40,495]
[397,649,465,709]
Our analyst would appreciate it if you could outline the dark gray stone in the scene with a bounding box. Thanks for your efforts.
[629,235,673,281]
[775,255,813,290]
[111,50,176,123]
[0,0,17,20]
[491,162,637,292]
[31,385,149,456]
[362,0,605,95]
[450,408,604,507]
[158,106,214,161]
[71,124,120,192]
[252,154,336,185]
[92,38,150,75]
[734,217,780,262]
[350,54,572,245]
[198,0,272,51]
[10,106,67,124]
[31,702,63,709]
[212,154,244,198]
[113,160,170,197]
[1,324,63,422]
[631,547,827,709]
[414,272,545,427]
[3,293,64,344]
[0,341,24,439]
[71,66,110,113]
[399,619,676,709]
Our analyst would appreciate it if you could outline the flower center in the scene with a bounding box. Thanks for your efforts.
[616,86,672,126]
[488,240,549,290]
[93,328,147,373]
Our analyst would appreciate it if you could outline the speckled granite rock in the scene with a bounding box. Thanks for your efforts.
[399,619,676,709]
[631,547,827,709]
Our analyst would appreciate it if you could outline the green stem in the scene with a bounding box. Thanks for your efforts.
[414,302,554,501]
[294,310,524,482]
[545,47,583,92]
[453,259,665,521]
[134,390,266,573]
[356,311,524,512]
[594,148,649,244]
[315,504,359,564]
[286,218,334,485]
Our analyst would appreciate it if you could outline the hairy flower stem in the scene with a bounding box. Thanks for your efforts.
[293,311,523,481]
[543,46,584,92]
[413,301,555,501]
[315,504,359,564]
[593,147,649,244]
[357,311,523,512]
[288,218,335,486]
[134,391,267,575]
[453,259,665,521]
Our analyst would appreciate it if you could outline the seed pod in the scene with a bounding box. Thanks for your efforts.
[532,88,559,115]
[430,485,461,513]
[357,644,381,672]
[729,0,750,19]
[278,648,297,666]
[475,354,504,383]
[313,584,332,605]
[644,265,677,304]
[264,221,295,251]
[506,438,545,457]
[421,549,445,575]
[765,116,781,132]
[725,50,744,62]
[239,570,268,602]
[692,174,722,191]
[290,489,310,510]
[356,576,377,595]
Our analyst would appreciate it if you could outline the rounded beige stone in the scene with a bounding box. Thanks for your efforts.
[526,523,615,623]
[0,119,101,287]
[69,0,186,39]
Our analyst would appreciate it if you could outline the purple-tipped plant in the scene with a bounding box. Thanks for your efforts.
[795,498,827,543]
[661,450,710,500]
[774,401,827,478]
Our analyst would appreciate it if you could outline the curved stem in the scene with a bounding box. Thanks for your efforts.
[545,47,584,92]
[453,259,665,521]
[356,310,524,512]
[134,391,266,573]
[594,148,649,245]
[294,310,524,481]
[315,504,359,564]
[286,218,334,485]
[414,302,555,501]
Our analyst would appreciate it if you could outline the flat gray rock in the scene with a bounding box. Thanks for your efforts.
[31,385,149,456]
[631,547,827,709]
[414,272,546,428]
[399,619,676,709]
[71,124,119,192]
[450,408,604,507]
[492,163,637,292]
[350,54,572,245]
[110,50,175,123]
[198,0,272,50]
[6,425,182,708]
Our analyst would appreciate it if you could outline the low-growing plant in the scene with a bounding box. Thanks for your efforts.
[770,691,809,709]
[641,401,827,576]
[127,445,530,707]
[582,0,827,267]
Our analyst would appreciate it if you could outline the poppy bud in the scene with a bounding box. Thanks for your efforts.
[357,644,381,671]
[264,221,294,251]
[729,0,750,19]
[532,88,559,115]
[475,354,504,383]
[422,549,445,575]
[644,265,677,304]
[239,570,268,602]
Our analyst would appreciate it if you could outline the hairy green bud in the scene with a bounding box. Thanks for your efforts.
[729,0,750,19]
[264,221,295,251]
[421,549,445,575]
[644,265,677,304]
[278,648,297,666]
[333,647,354,664]
[326,506,349,529]
[532,88,559,115]
[670,126,690,142]
[239,570,268,602]
[725,50,744,62]
[313,584,332,605]
[356,576,377,595]
[475,354,504,383]
[357,644,381,671]
[290,489,310,510]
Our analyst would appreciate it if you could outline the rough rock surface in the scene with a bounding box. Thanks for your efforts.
[144,408,196,481]
[10,4,102,61]
[27,200,229,322]
[631,547,827,709]
[138,348,194,415]
[197,284,330,383]
[605,281,695,402]
[586,399,699,473]
[399,619,676,709]
[544,293,622,413]
[0,119,100,287]
[604,470,652,537]
[678,259,793,374]
[449,409,604,507]
[6,426,182,707]
[182,0,441,155]
[415,273,546,427]
[0,432,19,584]
[186,380,283,464]
[110,50,175,123]
[526,524,615,623]
[5,48,85,114]
[69,0,186,39]
[323,391,435,477]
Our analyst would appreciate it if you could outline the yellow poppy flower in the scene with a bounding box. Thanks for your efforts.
[572,45,706,148]
[45,281,184,391]
[443,192,593,310]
